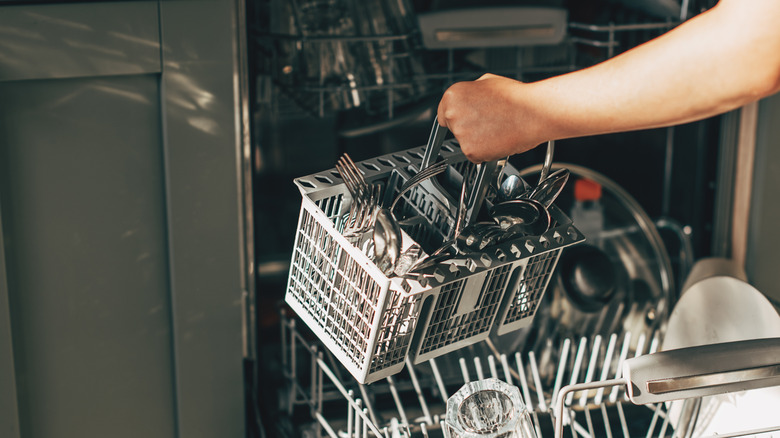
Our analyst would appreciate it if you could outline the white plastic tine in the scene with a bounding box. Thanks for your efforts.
[595,334,618,405]
[528,351,547,412]
[421,423,429,438]
[515,352,543,438]
[629,331,648,400]
[386,376,409,427]
[347,389,354,438]
[579,335,602,407]
[358,384,379,427]
[610,332,633,403]
[459,358,470,383]
[362,408,368,438]
[565,338,588,406]
[500,354,513,384]
[474,357,484,381]
[644,405,662,438]
[429,359,449,404]
[584,407,596,438]
[355,398,362,438]
[552,338,572,410]
[616,401,630,438]
[600,404,614,438]
[648,330,661,354]
[406,357,433,425]
[514,352,533,410]
[488,355,499,379]
[657,404,672,438]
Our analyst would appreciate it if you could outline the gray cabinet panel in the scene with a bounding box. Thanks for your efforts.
[158,1,248,437]
[0,1,249,437]
[0,207,20,438]
[0,2,161,82]
[0,75,176,438]
[747,93,780,303]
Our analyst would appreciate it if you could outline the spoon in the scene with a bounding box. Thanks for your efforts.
[498,174,531,202]
[456,222,505,252]
[373,208,403,275]
[490,198,551,238]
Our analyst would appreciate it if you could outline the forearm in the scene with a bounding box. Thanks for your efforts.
[527,0,780,142]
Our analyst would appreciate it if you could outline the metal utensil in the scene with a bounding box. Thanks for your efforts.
[490,198,551,238]
[421,116,449,169]
[407,172,469,272]
[373,208,403,275]
[498,174,531,202]
[389,160,448,213]
[336,153,383,235]
[463,161,499,227]
[456,222,505,252]
[392,243,421,277]
[538,140,555,185]
[418,117,457,211]
[529,168,569,208]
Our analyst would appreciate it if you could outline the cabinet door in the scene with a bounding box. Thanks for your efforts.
[0,2,248,438]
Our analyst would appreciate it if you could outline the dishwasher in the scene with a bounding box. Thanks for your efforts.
[249,1,780,437]
[274,150,780,437]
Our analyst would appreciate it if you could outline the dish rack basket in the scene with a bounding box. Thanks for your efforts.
[285,141,585,384]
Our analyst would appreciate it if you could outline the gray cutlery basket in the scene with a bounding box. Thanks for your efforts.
[285,142,584,383]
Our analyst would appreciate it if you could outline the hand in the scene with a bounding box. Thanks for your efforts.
[437,74,547,163]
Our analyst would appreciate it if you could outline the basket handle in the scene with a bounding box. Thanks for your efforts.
[421,116,449,170]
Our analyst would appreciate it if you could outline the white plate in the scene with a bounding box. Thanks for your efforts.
[663,275,780,437]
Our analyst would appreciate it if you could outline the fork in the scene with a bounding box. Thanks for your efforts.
[338,154,371,202]
[336,154,381,236]
[389,160,448,213]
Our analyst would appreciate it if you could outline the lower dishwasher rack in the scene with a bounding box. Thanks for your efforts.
[277,312,780,438]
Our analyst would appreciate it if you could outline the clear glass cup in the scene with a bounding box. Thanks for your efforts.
[445,378,537,438]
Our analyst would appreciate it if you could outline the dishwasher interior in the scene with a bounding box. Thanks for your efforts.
[247,0,780,437]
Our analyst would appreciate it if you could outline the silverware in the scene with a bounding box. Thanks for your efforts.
[372,160,447,276]
[490,198,551,238]
[373,208,403,275]
[408,172,469,272]
[498,174,531,202]
[389,160,448,213]
[463,161,499,228]
[336,153,382,235]
[421,116,448,169]
[418,117,456,211]
[392,243,421,277]
[529,168,569,208]
[538,140,555,185]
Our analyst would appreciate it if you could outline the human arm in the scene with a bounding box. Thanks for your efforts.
[437,0,780,163]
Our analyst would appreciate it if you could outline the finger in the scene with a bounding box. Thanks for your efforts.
[437,89,451,127]
[477,73,498,81]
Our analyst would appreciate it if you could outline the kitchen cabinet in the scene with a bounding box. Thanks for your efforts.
[0,1,252,437]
